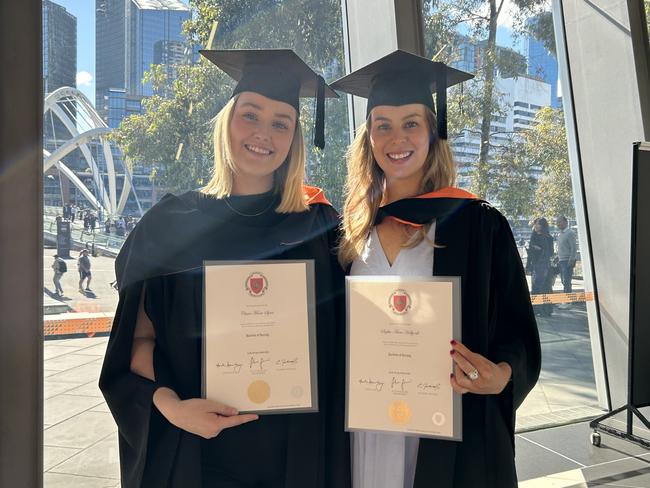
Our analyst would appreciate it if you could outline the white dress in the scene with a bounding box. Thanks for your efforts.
[350,222,437,488]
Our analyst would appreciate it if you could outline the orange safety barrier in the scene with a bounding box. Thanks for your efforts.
[44,313,114,337]
[529,291,594,305]
[44,291,596,337]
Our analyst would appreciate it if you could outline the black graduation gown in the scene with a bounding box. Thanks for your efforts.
[99,190,351,488]
[376,193,541,488]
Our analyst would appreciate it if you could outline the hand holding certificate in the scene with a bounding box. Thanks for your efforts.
[346,276,462,440]
[203,261,317,414]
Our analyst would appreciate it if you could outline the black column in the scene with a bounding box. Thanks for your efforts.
[0,0,43,486]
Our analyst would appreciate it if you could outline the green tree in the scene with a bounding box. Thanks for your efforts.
[113,0,349,208]
[529,108,574,219]
[488,107,573,221]
[112,63,231,194]
[489,136,536,220]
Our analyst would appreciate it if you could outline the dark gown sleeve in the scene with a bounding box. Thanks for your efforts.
[98,196,191,487]
[488,210,542,416]
[98,282,158,487]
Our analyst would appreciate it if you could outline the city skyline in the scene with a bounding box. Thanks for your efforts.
[47,0,527,108]
[46,0,190,104]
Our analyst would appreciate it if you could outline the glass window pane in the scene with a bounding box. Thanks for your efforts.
[42,1,349,485]
[422,1,601,430]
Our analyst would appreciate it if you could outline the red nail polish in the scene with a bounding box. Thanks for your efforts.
[450,350,455,355]
[450,340,457,345]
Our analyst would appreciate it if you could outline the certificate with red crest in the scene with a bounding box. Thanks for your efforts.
[203,260,318,414]
[345,276,462,440]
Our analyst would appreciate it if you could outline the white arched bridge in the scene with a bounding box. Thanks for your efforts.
[43,86,142,217]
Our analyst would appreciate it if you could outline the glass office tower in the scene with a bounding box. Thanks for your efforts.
[43,0,77,96]
[526,15,561,108]
[95,0,190,123]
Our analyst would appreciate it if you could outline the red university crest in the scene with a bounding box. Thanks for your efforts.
[246,272,268,296]
[389,289,411,314]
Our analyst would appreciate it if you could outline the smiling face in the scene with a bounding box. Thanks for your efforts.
[369,104,432,191]
[229,91,298,193]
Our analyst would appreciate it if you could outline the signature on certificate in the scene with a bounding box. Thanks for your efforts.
[275,357,299,367]
[214,361,243,374]
[417,382,441,392]
[358,378,385,391]
[249,356,270,371]
[391,376,412,392]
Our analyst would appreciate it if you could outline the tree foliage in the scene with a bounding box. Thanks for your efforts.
[487,108,573,221]
[529,107,574,219]
[489,136,537,220]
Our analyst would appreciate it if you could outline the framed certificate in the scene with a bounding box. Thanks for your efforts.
[346,276,462,440]
[203,260,318,414]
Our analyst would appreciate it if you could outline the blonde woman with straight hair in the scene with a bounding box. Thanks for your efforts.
[331,50,540,488]
[100,50,351,488]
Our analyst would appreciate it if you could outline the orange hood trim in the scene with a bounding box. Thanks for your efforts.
[303,185,332,206]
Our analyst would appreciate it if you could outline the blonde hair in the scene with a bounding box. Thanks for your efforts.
[339,108,456,265]
[201,95,308,213]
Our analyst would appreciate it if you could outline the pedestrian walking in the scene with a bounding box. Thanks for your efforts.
[78,249,92,292]
[556,216,577,307]
[527,218,554,316]
[52,254,66,296]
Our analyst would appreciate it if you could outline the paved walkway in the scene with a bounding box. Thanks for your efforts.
[43,336,118,487]
[517,301,602,431]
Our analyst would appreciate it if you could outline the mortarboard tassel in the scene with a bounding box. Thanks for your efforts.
[436,69,447,140]
[314,75,326,149]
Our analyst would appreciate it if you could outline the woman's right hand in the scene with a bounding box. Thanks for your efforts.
[154,387,259,439]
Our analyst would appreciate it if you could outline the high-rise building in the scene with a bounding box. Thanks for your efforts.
[526,16,561,108]
[95,0,190,213]
[43,0,79,208]
[43,0,77,146]
[43,0,77,96]
[95,0,190,124]
[451,35,527,78]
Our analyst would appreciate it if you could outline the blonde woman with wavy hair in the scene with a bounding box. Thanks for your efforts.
[339,107,456,265]
[331,50,540,488]
[100,50,351,488]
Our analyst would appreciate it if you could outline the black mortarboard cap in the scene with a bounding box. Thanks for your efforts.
[330,50,473,139]
[199,49,338,149]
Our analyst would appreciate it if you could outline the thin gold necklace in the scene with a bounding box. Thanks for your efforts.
[223,197,275,217]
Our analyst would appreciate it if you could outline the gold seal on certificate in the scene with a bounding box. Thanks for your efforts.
[203,261,318,414]
[247,380,271,404]
[346,276,462,440]
[388,400,412,425]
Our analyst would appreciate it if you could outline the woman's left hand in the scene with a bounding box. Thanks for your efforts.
[449,340,512,395]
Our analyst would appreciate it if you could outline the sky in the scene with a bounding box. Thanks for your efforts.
[50,0,531,106]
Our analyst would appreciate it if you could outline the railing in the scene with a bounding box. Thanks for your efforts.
[43,214,127,254]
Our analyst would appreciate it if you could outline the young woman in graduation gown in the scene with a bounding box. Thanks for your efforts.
[331,50,541,488]
[99,50,351,488]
